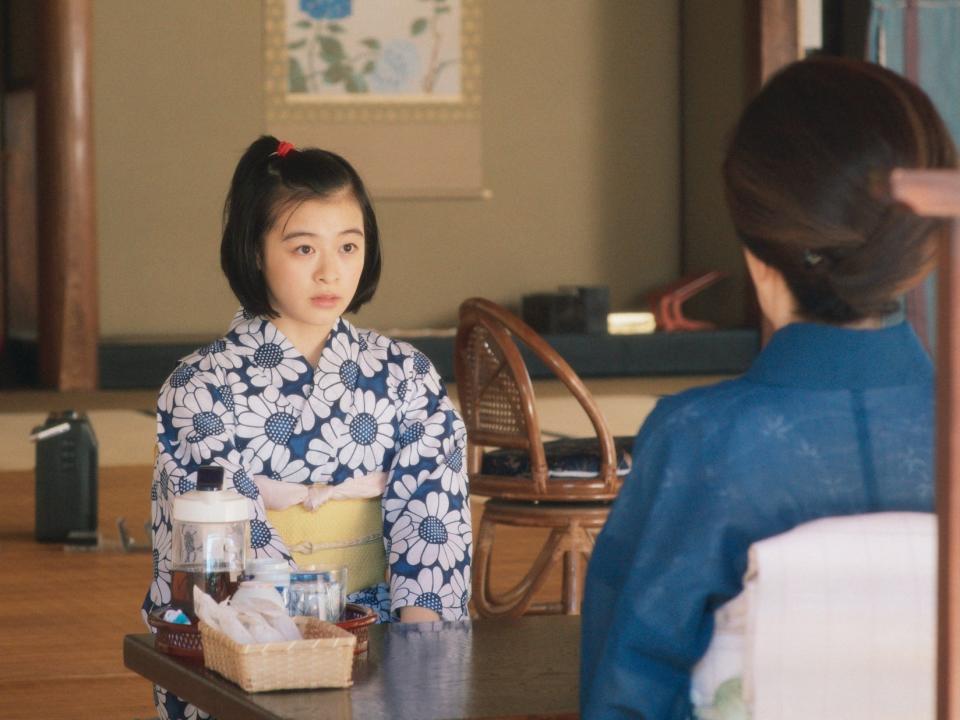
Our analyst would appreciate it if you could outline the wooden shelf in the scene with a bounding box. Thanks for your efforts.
[4,329,759,389]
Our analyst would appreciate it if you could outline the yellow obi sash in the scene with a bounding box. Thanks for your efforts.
[266,497,386,594]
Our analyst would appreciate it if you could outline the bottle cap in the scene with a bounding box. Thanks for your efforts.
[197,465,224,492]
[172,467,251,523]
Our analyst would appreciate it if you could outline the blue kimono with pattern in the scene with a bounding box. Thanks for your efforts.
[581,322,934,720]
[143,309,471,719]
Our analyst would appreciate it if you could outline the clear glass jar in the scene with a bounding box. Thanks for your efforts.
[170,466,251,618]
[287,566,348,621]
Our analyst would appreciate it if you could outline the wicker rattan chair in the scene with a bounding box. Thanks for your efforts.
[454,297,633,617]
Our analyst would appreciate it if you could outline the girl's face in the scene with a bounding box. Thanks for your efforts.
[261,191,366,354]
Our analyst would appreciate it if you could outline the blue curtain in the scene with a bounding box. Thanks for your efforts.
[868,1,960,349]
[868,0,960,142]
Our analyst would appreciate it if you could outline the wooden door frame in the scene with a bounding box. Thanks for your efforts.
[746,0,799,94]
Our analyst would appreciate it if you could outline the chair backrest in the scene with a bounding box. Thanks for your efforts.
[454,297,620,497]
[692,512,936,720]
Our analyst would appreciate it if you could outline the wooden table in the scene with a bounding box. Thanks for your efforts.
[123,615,580,720]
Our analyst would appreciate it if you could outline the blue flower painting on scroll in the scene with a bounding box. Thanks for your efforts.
[300,0,352,20]
[285,0,462,99]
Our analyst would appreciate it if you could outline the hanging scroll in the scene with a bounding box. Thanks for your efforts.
[264,0,483,199]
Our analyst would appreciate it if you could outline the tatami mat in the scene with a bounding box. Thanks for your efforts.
[0,410,156,472]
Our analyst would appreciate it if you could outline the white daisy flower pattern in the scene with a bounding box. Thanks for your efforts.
[316,330,363,412]
[248,517,292,561]
[149,518,172,607]
[270,456,310,484]
[391,567,459,618]
[235,385,300,470]
[229,306,264,336]
[187,337,242,372]
[326,389,397,471]
[154,690,208,720]
[306,432,339,484]
[412,349,442,395]
[153,686,170,720]
[146,311,472,711]
[386,361,412,405]
[357,331,391,377]
[346,582,393,623]
[211,448,264,500]
[297,380,332,433]
[239,322,309,388]
[433,425,469,497]
[157,362,205,414]
[396,406,446,467]
[390,491,469,571]
[210,369,250,418]
[169,386,231,465]
[154,453,186,524]
[450,566,472,618]
[383,470,430,525]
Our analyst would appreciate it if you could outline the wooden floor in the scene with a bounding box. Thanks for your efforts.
[0,380,725,718]
[0,466,565,720]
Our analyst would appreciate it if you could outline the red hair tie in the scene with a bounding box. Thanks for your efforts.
[276,140,296,158]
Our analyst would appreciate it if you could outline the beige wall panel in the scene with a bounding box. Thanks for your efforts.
[95,0,680,338]
[94,0,263,338]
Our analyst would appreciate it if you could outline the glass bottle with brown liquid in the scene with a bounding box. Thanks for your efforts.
[170,466,251,619]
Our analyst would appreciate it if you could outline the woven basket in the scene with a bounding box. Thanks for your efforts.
[148,610,203,661]
[199,617,356,692]
[335,603,377,655]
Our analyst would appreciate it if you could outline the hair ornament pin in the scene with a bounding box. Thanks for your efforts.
[275,140,296,158]
[803,249,824,269]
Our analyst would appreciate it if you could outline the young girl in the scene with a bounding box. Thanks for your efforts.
[143,136,471,719]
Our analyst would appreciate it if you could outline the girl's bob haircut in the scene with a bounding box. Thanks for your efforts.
[220,135,382,317]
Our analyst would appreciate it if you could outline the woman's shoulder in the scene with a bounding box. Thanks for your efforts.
[630,376,795,466]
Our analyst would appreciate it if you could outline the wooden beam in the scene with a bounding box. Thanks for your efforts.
[891,168,960,720]
[746,0,800,95]
[35,0,98,390]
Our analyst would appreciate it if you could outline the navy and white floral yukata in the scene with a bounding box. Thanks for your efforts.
[143,309,472,720]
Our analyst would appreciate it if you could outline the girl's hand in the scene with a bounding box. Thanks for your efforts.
[399,606,441,623]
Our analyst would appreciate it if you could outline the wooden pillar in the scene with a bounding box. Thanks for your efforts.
[891,169,960,720]
[35,0,98,390]
[900,0,932,350]
[744,0,799,343]
[746,0,799,95]
[938,204,960,720]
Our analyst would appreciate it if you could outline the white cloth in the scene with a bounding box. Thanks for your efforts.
[193,586,301,644]
[692,512,936,720]
[253,472,388,511]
